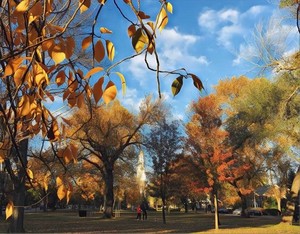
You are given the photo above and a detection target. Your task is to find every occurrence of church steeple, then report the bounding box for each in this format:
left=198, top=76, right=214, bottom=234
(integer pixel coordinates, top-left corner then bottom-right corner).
left=136, top=151, right=146, bottom=196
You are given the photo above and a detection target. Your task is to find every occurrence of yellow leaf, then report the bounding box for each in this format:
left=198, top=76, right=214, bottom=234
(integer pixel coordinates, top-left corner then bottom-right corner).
left=115, top=72, right=126, bottom=95
left=15, top=0, right=30, bottom=13
left=166, top=2, right=173, bottom=13
left=13, top=66, right=26, bottom=87
left=4, top=57, right=24, bottom=77
left=94, top=40, right=105, bottom=63
left=0, top=154, right=4, bottom=163
left=106, top=40, right=115, bottom=61
left=34, top=63, right=49, bottom=87
left=5, top=202, right=13, bottom=220
left=171, top=75, right=183, bottom=96
left=18, top=95, right=31, bottom=117
left=26, top=168, right=34, bottom=180
left=56, top=176, right=63, bottom=187
left=66, top=190, right=72, bottom=204
left=84, top=67, right=104, bottom=79
left=50, top=45, right=66, bottom=65
left=79, top=0, right=91, bottom=13
left=57, top=185, right=67, bottom=200
left=103, top=81, right=117, bottom=104
left=156, top=8, right=168, bottom=32
left=82, top=36, right=92, bottom=50
left=127, top=24, right=136, bottom=38
left=93, top=77, right=104, bottom=103
left=100, top=27, right=112, bottom=34
left=132, top=28, right=148, bottom=53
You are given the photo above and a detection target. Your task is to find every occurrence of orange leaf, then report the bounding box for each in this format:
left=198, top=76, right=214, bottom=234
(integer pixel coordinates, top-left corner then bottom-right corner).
left=82, top=36, right=92, bottom=50
left=57, top=185, right=67, bottom=200
left=100, top=27, right=112, bottom=34
left=93, top=77, right=104, bottom=103
left=103, top=81, right=117, bottom=104
left=106, top=40, right=115, bottom=61
left=26, top=168, right=34, bottom=180
left=5, top=202, right=13, bottom=220
left=56, top=70, right=66, bottom=86
left=127, top=24, right=136, bottom=38
left=56, top=176, right=63, bottom=187
left=138, top=11, right=150, bottom=19
left=94, top=40, right=105, bottom=63
left=84, top=67, right=104, bottom=79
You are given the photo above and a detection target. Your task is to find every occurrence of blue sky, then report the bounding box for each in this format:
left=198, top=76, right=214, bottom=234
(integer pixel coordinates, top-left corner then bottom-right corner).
left=47, top=0, right=298, bottom=123
left=98, top=0, right=298, bottom=121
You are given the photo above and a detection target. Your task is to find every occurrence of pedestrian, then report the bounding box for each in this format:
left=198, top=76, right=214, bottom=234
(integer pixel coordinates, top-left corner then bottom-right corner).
left=140, top=201, right=148, bottom=220
left=136, top=205, right=142, bottom=220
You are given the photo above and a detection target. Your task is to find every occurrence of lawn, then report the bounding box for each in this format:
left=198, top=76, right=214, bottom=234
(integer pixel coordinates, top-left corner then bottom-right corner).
left=0, top=210, right=299, bottom=233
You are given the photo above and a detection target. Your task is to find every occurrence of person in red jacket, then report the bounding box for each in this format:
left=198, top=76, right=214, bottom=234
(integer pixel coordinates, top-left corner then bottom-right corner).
left=136, top=205, right=142, bottom=220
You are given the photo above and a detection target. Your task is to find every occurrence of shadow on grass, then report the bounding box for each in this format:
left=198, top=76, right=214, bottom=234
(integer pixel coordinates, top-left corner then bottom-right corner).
left=0, top=210, right=297, bottom=233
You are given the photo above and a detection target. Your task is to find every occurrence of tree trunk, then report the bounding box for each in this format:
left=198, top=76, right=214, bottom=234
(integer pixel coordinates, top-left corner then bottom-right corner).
left=8, top=139, right=28, bottom=233
left=162, top=198, right=166, bottom=224
left=237, top=190, right=248, bottom=217
left=103, top=164, right=114, bottom=219
left=214, top=194, right=219, bottom=230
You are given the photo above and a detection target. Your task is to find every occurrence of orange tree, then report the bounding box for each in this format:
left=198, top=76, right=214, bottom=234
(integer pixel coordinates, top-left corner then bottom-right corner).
left=0, top=0, right=203, bottom=231
left=66, top=98, right=164, bottom=218
left=185, top=95, right=251, bottom=227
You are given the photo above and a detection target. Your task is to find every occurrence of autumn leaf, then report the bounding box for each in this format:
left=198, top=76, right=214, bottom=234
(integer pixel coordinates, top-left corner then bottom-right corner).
left=56, top=176, right=64, bottom=187
left=94, top=40, right=105, bottom=63
left=115, top=72, right=126, bottom=95
left=100, top=27, right=112, bottom=34
left=93, top=77, right=104, bottom=103
left=57, top=185, right=67, bottom=200
left=15, top=0, right=30, bottom=13
left=82, top=36, right=92, bottom=50
left=80, top=0, right=91, bottom=13
left=171, top=75, right=183, bottom=96
left=190, top=73, right=204, bottom=92
left=18, top=95, right=31, bottom=116
left=166, top=2, right=173, bottom=13
left=49, top=44, right=66, bottom=65
left=66, top=190, right=72, bottom=204
left=4, top=57, right=24, bottom=77
left=13, top=66, right=27, bottom=87
left=132, top=28, right=148, bottom=53
left=84, top=67, right=104, bottom=79
left=156, top=8, right=168, bottom=32
left=138, top=11, right=150, bottom=19
left=106, top=40, right=115, bottom=61
left=5, top=202, right=13, bottom=220
left=56, top=70, right=66, bottom=86
left=26, top=168, right=34, bottom=180
left=127, top=24, right=136, bottom=38
left=103, top=81, right=117, bottom=104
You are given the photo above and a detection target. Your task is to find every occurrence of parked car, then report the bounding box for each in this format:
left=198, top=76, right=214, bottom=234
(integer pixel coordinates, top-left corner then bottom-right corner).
left=218, top=208, right=230, bottom=214
left=246, top=207, right=267, bottom=216
left=233, top=208, right=242, bottom=216
left=264, top=208, right=281, bottom=216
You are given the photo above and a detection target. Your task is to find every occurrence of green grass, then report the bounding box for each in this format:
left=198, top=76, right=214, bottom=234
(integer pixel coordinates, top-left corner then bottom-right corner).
left=0, top=210, right=299, bottom=233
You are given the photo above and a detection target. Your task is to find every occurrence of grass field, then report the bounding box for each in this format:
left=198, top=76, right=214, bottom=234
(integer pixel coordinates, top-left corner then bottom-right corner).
left=0, top=210, right=299, bottom=233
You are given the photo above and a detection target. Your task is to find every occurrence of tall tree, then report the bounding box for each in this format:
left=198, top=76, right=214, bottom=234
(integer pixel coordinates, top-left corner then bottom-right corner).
left=145, top=116, right=183, bottom=224
left=67, top=97, right=163, bottom=218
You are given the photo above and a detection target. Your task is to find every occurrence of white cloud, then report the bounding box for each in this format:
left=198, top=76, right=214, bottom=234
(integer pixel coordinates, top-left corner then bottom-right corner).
left=198, top=6, right=268, bottom=49
left=218, top=24, right=244, bottom=49
left=219, top=9, right=240, bottom=24
left=198, top=9, right=218, bottom=30
left=119, top=87, right=143, bottom=113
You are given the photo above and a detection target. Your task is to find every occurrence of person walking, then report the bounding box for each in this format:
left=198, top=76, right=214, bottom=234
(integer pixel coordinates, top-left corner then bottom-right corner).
left=136, top=205, right=142, bottom=220
left=140, top=201, right=148, bottom=220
